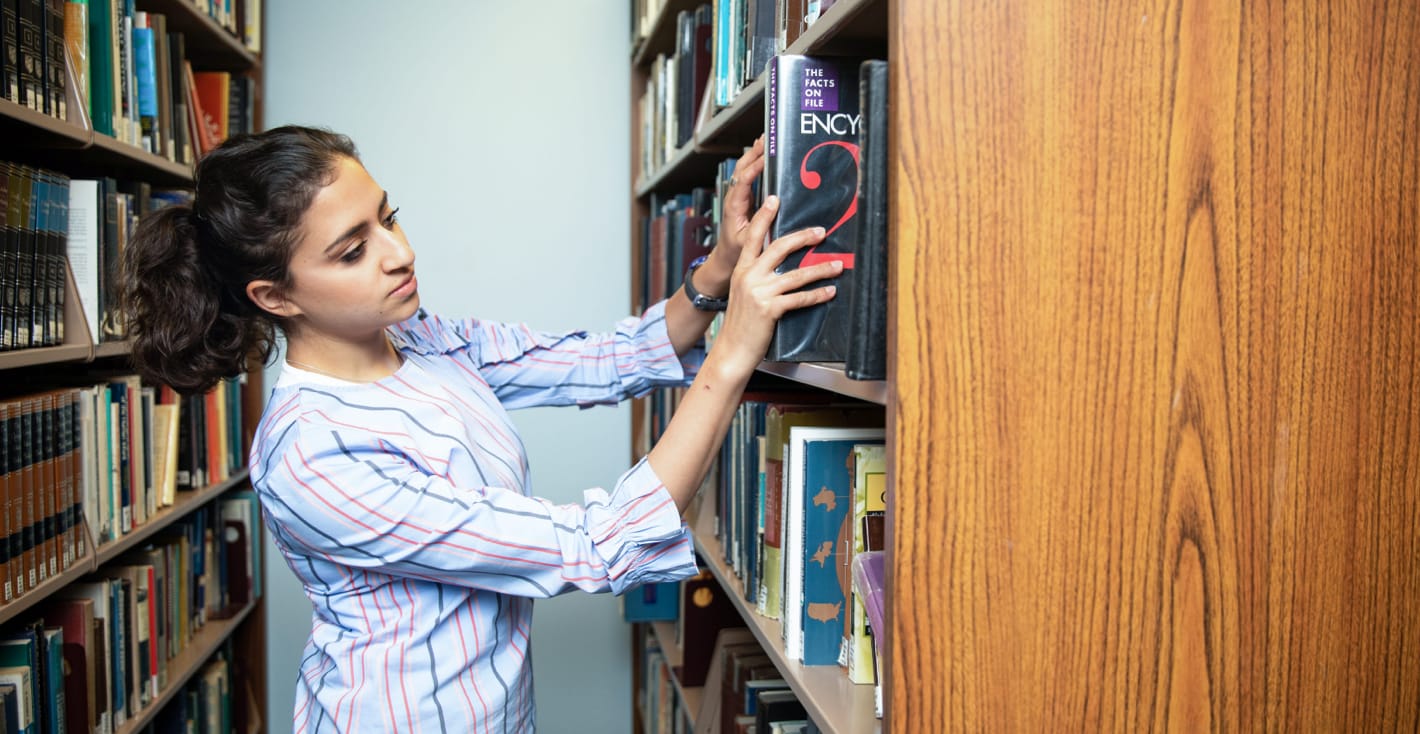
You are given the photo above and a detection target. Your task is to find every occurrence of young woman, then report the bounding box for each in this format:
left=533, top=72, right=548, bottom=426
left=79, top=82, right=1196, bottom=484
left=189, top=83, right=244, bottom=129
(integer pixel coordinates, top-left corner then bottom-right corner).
left=122, top=126, right=840, bottom=732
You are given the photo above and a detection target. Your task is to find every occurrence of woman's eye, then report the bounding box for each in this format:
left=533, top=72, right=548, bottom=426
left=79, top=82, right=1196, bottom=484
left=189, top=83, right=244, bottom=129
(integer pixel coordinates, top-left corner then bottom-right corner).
left=383, top=207, right=401, bottom=228
left=341, top=243, right=366, bottom=263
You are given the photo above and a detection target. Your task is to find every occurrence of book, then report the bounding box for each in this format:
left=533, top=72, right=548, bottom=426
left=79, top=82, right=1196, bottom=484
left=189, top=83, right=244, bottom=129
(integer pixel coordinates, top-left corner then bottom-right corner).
left=758, top=403, right=877, bottom=621
left=47, top=597, right=97, bottom=734
left=782, top=425, right=883, bottom=663
left=677, top=566, right=745, bottom=687
left=845, top=59, right=888, bottom=380
left=843, top=443, right=885, bottom=683
left=0, top=669, right=31, bottom=734
left=2, top=0, right=17, bottom=103
left=763, top=54, right=866, bottom=362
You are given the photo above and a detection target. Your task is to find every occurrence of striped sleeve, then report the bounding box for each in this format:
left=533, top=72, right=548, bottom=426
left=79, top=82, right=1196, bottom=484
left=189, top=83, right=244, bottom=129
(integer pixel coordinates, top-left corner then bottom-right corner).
left=391, top=300, right=705, bottom=409
left=255, top=420, right=697, bottom=597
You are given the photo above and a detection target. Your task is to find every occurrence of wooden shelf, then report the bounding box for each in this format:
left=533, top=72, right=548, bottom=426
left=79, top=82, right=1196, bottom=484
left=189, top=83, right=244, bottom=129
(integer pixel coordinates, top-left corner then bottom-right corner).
left=755, top=362, right=887, bottom=405
left=0, top=549, right=97, bottom=627
left=0, top=99, right=90, bottom=147
left=93, top=340, right=134, bottom=360
left=95, top=469, right=251, bottom=565
left=635, top=140, right=738, bottom=198
left=687, top=508, right=879, bottom=734
left=631, top=0, right=705, bottom=66
left=87, top=132, right=195, bottom=185
left=0, top=343, right=95, bottom=371
left=136, top=0, right=260, bottom=70
left=0, top=469, right=250, bottom=626
left=114, top=601, right=257, bottom=734
left=0, top=99, right=195, bottom=185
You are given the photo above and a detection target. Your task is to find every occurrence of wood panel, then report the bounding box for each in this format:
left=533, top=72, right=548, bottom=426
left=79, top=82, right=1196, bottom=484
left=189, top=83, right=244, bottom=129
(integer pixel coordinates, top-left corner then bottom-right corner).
left=889, top=0, right=1419, bottom=730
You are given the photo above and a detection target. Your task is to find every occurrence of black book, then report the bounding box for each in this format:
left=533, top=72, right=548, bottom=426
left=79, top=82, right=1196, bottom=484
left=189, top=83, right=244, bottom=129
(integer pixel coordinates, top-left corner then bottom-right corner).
left=753, top=688, right=808, bottom=731
left=16, top=0, right=41, bottom=111
left=846, top=59, right=888, bottom=380
left=674, top=9, right=695, bottom=148
left=746, top=0, right=777, bottom=84
left=763, top=54, right=866, bottom=362
left=1, top=0, right=17, bottom=103
left=12, top=163, right=33, bottom=350
left=0, top=161, right=10, bottom=351
left=41, top=0, right=62, bottom=118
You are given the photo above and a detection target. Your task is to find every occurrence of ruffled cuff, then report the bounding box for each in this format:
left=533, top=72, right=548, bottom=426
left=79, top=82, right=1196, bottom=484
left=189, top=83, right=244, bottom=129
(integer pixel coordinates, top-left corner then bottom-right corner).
left=586, top=456, right=698, bottom=594
left=577, top=299, right=705, bottom=408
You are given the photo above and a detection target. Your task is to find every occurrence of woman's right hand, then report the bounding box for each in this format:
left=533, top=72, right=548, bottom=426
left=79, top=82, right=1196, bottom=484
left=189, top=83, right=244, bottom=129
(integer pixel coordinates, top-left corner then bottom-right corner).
left=711, top=194, right=844, bottom=375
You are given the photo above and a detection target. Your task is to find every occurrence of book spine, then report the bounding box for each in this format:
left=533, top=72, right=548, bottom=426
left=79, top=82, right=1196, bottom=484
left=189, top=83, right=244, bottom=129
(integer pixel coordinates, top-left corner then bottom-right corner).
left=1, top=0, right=18, bottom=102
left=43, top=0, right=62, bottom=118
left=17, top=0, right=42, bottom=110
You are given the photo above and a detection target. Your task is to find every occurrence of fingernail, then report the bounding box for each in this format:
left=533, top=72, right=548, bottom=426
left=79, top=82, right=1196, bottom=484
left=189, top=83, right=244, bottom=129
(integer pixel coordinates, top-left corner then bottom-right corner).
left=826, top=285, right=838, bottom=296
left=815, top=227, right=826, bottom=236
left=767, top=195, right=780, bottom=207
left=833, top=260, right=845, bottom=270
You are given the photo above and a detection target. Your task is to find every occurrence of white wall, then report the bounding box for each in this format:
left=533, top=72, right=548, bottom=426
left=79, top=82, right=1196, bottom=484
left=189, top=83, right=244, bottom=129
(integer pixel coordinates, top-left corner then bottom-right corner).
left=261, top=2, right=635, bottom=732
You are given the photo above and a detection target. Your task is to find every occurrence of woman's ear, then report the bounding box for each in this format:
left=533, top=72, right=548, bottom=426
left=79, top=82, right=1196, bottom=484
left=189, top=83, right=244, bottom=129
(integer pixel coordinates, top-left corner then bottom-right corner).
left=247, top=279, right=301, bottom=318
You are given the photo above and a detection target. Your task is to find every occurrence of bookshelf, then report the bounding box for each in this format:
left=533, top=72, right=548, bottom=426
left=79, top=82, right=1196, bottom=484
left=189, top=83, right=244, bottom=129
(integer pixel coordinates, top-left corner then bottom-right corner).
left=631, top=0, right=1420, bottom=732
left=629, top=2, right=889, bottom=732
left=1, top=0, right=267, bottom=731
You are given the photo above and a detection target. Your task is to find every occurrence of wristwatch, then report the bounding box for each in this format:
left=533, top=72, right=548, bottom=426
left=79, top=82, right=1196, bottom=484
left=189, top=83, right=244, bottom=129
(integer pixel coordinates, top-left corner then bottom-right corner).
left=683, top=255, right=729, bottom=312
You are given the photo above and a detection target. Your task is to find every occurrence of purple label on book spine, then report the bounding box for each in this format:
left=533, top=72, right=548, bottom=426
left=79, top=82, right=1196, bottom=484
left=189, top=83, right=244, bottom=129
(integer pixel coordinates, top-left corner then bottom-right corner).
left=801, top=62, right=839, bottom=112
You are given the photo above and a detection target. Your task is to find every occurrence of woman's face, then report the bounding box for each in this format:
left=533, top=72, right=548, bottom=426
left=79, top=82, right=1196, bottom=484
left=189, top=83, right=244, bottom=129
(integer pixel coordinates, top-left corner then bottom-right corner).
left=269, top=156, right=421, bottom=342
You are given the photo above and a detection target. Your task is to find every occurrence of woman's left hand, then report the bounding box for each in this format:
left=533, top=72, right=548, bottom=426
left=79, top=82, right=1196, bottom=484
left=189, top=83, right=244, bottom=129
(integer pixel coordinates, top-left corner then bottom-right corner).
left=690, top=136, right=766, bottom=296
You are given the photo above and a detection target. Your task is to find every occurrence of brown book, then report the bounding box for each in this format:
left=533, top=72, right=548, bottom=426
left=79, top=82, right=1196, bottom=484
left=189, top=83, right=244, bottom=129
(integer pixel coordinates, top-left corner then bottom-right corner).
left=0, top=399, right=11, bottom=604
left=677, top=568, right=745, bottom=687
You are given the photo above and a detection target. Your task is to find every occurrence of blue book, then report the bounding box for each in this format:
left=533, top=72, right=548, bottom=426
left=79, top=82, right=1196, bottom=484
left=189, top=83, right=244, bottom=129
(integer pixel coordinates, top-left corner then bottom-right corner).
left=621, top=581, right=679, bottom=622
left=793, top=428, right=883, bottom=665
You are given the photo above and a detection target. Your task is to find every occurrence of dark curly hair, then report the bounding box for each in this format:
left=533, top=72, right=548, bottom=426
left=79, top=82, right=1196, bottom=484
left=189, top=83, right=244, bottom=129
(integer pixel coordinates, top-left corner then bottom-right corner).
left=121, top=125, right=359, bottom=395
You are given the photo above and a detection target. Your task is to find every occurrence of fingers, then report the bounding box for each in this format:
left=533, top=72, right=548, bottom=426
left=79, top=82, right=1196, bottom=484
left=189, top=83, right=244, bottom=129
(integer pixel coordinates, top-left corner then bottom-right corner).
left=738, top=195, right=780, bottom=265
left=774, top=282, right=838, bottom=314
left=774, top=259, right=843, bottom=293
left=759, top=225, right=826, bottom=269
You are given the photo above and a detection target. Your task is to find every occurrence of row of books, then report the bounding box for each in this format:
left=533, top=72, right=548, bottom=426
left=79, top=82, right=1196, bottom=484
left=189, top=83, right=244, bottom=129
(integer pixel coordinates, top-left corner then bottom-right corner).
left=145, top=649, right=236, bottom=734
left=0, top=162, right=69, bottom=353
left=0, top=376, right=244, bottom=607
left=2, top=159, right=192, bottom=353
left=712, top=0, right=841, bottom=113
left=637, top=0, right=846, bottom=182
left=627, top=397, right=890, bottom=717
left=0, top=0, right=257, bottom=167
left=638, top=4, right=710, bottom=179
left=192, top=0, right=261, bottom=54
left=719, top=399, right=884, bottom=679
left=637, top=620, right=824, bottom=734
left=0, top=494, right=259, bottom=734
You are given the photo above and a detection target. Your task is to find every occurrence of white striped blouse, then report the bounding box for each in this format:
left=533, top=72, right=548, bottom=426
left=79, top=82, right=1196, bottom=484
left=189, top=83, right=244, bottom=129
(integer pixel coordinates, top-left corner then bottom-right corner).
left=250, top=300, right=701, bottom=733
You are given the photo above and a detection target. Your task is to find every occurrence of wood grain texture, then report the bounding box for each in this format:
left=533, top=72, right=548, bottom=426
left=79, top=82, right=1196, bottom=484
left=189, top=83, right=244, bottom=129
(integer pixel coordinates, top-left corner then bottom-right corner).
left=888, top=1, right=1420, bottom=731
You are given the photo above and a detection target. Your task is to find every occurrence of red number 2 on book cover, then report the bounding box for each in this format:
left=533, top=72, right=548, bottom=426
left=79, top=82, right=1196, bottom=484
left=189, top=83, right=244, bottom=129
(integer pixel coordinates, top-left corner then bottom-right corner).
left=799, top=140, right=860, bottom=268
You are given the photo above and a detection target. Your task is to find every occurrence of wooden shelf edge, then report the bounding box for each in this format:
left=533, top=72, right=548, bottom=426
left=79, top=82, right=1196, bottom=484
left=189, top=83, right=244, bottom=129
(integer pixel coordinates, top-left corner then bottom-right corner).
left=92, top=340, right=134, bottom=359
left=0, top=550, right=96, bottom=626
left=0, top=99, right=90, bottom=144
left=113, top=601, right=257, bottom=734
left=687, top=512, right=879, bottom=734
left=696, top=75, right=767, bottom=147
left=0, top=343, right=94, bottom=370
left=88, top=132, right=195, bottom=182
left=756, top=362, right=888, bottom=405
left=96, top=468, right=251, bottom=565
left=785, top=0, right=881, bottom=56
